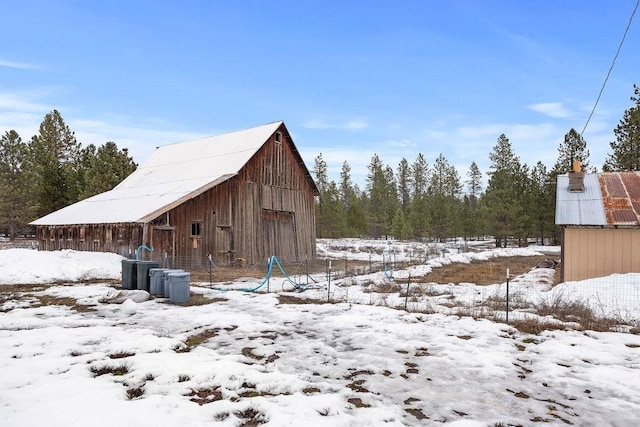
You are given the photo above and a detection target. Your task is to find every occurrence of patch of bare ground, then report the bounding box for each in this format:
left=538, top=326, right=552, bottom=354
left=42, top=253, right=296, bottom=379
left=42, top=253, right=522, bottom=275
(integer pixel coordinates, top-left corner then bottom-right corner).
left=412, top=255, right=559, bottom=286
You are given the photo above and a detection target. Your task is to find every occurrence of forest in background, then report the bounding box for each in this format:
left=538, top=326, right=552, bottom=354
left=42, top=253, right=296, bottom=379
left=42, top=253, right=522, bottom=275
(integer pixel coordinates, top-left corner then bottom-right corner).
left=0, top=85, right=638, bottom=247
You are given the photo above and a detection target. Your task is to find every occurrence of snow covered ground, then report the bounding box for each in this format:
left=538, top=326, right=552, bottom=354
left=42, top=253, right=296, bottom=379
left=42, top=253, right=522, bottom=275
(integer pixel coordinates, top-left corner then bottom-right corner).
left=1, top=241, right=639, bottom=426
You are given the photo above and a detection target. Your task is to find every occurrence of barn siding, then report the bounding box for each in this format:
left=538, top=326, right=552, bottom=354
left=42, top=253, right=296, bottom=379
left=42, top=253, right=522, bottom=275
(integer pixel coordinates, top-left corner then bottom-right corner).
left=562, top=227, right=640, bottom=281
left=35, top=223, right=143, bottom=257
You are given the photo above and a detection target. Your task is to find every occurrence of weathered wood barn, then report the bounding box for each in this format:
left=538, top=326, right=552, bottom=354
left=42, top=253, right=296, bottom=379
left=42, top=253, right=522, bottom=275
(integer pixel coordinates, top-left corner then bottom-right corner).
left=556, top=163, right=640, bottom=281
left=31, top=121, right=319, bottom=266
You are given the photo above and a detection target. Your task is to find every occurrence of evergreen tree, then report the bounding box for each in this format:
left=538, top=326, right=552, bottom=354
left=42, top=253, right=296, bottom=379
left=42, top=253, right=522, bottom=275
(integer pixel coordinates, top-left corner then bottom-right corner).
left=484, top=134, right=526, bottom=247
left=339, top=161, right=353, bottom=211
left=78, top=141, right=137, bottom=199
left=464, top=161, right=483, bottom=239
left=346, top=184, right=367, bottom=236
left=312, top=153, right=329, bottom=194
left=0, top=130, right=35, bottom=239
left=427, top=154, right=461, bottom=241
left=29, top=110, right=82, bottom=216
left=604, top=84, right=640, bottom=171
left=466, top=161, right=482, bottom=207
left=529, top=161, right=555, bottom=245
left=411, top=153, right=429, bottom=198
left=553, top=128, right=593, bottom=174
left=408, top=153, right=430, bottom=239
left=318, top=181, right=347, bottom=238
left=396, top=158, right=411, bottom=214
left=312, top=153, right=330, bottom=236
left=366, top=154, right=392, bottom=238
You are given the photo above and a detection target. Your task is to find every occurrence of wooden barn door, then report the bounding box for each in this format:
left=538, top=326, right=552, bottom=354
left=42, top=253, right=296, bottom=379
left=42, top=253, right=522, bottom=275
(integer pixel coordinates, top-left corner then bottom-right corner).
left=261, top=210, right=298, bottom=262
left=152, top=226, right=174, bottom=267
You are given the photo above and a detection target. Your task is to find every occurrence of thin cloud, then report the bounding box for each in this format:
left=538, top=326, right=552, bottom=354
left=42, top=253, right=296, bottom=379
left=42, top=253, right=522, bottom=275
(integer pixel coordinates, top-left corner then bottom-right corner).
left=0, top=59, right=40, bottom=70
left=303, top=118, right=370, bottom=131
left=528, top=102, right=572, bottom=118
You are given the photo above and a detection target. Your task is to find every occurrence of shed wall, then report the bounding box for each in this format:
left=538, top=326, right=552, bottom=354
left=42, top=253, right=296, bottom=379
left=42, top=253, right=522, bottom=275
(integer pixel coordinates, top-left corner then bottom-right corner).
left=562, top=227, right=640, bottom=281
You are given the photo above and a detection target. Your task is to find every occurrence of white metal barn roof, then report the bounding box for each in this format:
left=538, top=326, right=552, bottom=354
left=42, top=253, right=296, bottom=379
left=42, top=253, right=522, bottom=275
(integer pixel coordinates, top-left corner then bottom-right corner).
left=31, top=121, right=283, bottom=226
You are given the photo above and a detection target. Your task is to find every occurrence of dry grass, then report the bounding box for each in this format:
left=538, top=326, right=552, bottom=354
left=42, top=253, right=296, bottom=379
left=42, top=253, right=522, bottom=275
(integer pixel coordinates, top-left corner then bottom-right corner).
left=412, top=255, right=558, bottom=286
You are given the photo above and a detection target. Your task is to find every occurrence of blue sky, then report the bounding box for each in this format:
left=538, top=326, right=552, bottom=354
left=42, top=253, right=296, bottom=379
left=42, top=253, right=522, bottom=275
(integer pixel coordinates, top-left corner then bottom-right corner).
left=2, top=1, right=639, bottom=188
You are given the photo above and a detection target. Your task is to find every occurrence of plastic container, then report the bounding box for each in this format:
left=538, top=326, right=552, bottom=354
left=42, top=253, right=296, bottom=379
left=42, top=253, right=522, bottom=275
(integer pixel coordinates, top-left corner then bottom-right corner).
left=168, top=272, right=191, bottom=303
left=121, top=259, right=138, bottom=290
left=136, top=260, right=160, bottom=292
left=149, top=268, right=168, bottom=295
left=162, top=269, right=184, bottom=297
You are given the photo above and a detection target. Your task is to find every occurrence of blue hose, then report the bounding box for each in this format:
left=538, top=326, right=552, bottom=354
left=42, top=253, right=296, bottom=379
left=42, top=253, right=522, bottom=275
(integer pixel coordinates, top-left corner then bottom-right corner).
left=136, top=245, right=154, bottom=260
left=213, top=255, right=307, bottom=293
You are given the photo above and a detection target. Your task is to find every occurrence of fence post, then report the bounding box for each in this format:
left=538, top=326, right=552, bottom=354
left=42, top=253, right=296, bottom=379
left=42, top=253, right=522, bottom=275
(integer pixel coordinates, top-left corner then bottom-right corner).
left=208, top=254, right=213, bottom=286
left=506, top=268, right=510, bottom=323
left=327, top=260, right=332, bottom=303
left=405, top=274, right=411, bottom=311
left=344, top=255, right=347, bottom=276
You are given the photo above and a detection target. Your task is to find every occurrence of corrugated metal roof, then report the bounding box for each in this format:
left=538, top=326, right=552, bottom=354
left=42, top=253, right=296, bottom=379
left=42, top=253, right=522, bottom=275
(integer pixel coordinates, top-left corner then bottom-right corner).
left=556, top=171, right=640, bottom=226
left=556, top=174, right=607, bottom=225
left=599, top=172, right=640, bottom=226
left=31, top=121, right=284, bottom=225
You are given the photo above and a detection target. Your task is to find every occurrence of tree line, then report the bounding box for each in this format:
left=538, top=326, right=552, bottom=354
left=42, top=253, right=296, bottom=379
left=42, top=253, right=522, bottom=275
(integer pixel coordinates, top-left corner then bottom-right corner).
left=0, top=110, right=137, bottom=240
left=313, top=84, right=640, bottom=246
left=1, top=85, right=638, bottom=244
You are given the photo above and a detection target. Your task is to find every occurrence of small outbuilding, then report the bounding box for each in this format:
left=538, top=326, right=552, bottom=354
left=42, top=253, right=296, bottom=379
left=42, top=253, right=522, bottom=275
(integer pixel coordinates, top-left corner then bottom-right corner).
left=31, top=121, right=319, bottom=266
left=555, top=162, right=640, bottom=281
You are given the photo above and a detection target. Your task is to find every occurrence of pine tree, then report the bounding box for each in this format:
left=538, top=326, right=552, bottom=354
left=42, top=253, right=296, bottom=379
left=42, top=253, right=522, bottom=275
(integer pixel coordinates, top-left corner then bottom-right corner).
left=0, top=130, right=35, bottom=239
left=312, top=153, right=329, bottom=194
left=366, top=154, right=393, bottom=238
left=78, top=141, right=137, bottom=199
left=529, top=161, right=555, bottom=245
left=396, top=158, right=411, bottom=214
left=29, top=110, right=82, bottom=216
left=484, top=134, right=526, bottom=247
left=339, top=161, right=353, bottom=211
left=604, top=84, right=640, bottom=171
left=466, top=161, right=482, bottom=207
left=346, top=185, right=367, bottom=236
left=411, top=153, right=429, bottom=198
left=408, top=153, right=430, bottom=239
left=553, top=128, right=593, bottom=174
left=427, top=154, right=461, bottom=241
left=318, top=181, right=347, bottom=238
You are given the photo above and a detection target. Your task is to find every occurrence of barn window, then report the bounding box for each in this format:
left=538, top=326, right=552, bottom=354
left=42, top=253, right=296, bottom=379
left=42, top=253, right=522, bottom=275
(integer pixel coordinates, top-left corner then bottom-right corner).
left=190, top=221, right=202, bottom=237
left=274, top=132, right=282, bottom=143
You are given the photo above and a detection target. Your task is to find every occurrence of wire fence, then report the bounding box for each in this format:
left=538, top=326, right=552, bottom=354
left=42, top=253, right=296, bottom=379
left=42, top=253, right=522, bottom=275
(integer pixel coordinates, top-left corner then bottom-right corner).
left=149, top=251, right=640, bottom=327
left=2, top=239, right=638, bottom=327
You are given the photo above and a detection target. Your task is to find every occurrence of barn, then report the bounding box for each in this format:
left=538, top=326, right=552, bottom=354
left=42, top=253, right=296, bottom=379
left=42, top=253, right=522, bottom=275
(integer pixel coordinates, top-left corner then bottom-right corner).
left=31, top=121, right=319, bottom=267
left=555, top=163, right=640, bottom=282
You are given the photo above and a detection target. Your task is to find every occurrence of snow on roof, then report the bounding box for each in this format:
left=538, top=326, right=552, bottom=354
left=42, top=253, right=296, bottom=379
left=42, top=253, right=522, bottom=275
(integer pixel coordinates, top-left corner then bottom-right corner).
left=31, top=121, right=283, bottom=226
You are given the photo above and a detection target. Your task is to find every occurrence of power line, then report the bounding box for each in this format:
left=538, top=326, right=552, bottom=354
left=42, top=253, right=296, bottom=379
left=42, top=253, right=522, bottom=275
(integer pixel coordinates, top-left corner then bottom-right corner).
left=581, top=0, right=640, bottom=137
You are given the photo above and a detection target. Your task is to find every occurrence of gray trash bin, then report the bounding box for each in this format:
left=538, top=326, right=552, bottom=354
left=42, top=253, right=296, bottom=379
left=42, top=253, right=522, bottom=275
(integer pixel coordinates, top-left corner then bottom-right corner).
left=168, top=272, right=191, bottom=303
left=149, top=268, right=168, bottom=295
left=162, top=269, right=184, bottom=297
left=136, top=260, right=160, bottom=292
left=121, top=259, right=138, bottom=290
